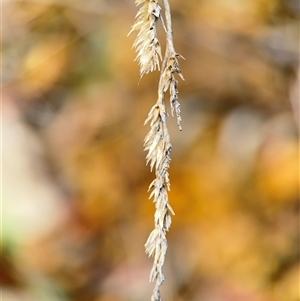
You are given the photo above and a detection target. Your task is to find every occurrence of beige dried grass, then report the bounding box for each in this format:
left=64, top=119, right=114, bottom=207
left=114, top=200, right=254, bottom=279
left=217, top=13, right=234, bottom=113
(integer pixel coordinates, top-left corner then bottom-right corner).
left=129, top=1, right=184, bottom=300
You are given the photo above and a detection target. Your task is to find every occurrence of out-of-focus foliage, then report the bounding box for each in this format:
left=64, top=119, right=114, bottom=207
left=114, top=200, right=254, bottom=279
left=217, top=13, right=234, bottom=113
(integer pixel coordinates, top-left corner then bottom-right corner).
left=2, top=0, right=299, bottom=301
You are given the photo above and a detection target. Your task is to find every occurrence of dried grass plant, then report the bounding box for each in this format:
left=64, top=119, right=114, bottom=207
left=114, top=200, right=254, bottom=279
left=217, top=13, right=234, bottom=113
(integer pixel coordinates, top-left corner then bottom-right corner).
left=129, top=1, right=184, bottom=300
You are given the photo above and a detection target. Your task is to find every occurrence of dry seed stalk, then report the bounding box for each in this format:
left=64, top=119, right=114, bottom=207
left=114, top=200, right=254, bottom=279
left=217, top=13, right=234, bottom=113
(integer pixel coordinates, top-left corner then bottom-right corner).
left=129, top=1, right=184, bottom=300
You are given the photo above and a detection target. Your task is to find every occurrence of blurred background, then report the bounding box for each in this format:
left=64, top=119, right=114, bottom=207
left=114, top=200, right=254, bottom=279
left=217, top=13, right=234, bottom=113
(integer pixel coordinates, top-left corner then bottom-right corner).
left=2, top=0, right=299, bottom=300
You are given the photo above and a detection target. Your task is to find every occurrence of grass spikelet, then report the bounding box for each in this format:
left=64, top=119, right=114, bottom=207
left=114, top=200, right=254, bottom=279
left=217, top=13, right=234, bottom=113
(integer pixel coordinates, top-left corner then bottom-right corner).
left=129, top=0, right=162, bottom=76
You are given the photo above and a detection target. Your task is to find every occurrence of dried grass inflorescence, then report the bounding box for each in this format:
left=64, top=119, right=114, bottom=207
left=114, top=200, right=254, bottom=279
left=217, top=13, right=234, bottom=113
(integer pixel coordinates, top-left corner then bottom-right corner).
left=129, top=1, right=184, bottom=300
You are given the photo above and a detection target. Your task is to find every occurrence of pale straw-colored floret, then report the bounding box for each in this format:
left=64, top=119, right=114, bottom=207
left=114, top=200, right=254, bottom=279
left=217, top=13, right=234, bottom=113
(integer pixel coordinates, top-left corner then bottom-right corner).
left=129, top=0, right=162, bottom=76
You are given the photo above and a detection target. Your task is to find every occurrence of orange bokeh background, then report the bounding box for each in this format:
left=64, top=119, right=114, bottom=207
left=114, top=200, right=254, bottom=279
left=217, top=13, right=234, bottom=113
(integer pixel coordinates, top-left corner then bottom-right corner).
left=2, top=1, right=299, bottom=301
